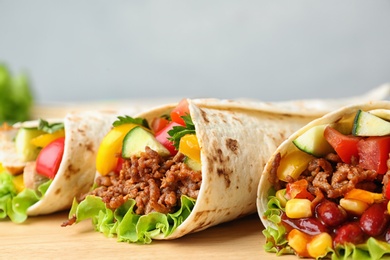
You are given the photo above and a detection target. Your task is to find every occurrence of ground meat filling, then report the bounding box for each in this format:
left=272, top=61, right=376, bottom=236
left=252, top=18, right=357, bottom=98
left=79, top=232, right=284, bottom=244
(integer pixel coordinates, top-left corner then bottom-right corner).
left=298, top=153, right=380, bottom=198
left=270, top=152, right=384, bottom=199
left=91, top=146, right=202, bottom=215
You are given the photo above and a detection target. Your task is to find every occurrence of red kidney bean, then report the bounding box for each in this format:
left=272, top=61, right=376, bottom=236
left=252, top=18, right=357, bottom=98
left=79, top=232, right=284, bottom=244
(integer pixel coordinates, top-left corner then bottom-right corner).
left=281, top=213, right=328, bottom=236
left=315, top=200, right=347, bottom=227
left=334, top=222, right=365, bottom=246
left=359, top=201, right=390, bottom=237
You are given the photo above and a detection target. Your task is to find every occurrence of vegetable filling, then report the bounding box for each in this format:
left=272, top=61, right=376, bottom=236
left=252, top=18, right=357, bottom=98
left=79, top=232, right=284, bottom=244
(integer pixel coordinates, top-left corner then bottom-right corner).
left=264, top=109, right=390, bottom=259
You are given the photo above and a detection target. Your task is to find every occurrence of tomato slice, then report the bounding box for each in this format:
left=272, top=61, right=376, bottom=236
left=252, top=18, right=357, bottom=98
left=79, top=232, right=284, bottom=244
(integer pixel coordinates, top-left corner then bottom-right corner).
left=385, top=182, right=390, bottom=200
left=114, top=156, right=125, bottom=174
left=324, top=126, right=361, bottom=164
left=36, top=137, right=65, bottom=179
left=170, top=99, right=189, bottom=126
left=285, top=179, right=315, bottom=201
left=151, top=117, right=170, bottom=133
left=155, top=122, right=181, bottom=156
left=358, top=136, right=390, bottom=174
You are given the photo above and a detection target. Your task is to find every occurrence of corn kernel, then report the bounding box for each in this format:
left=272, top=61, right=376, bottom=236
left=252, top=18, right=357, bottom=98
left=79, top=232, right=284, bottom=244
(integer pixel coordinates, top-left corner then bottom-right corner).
left=275, top=189, right=287, bottom=208
left=285, top=198, right=312, bottom=219
left=340, top=198, right=369, bottom=216
left=287, top=229, right=310, bottom=256
left=307, top=232, right=332, bottom=258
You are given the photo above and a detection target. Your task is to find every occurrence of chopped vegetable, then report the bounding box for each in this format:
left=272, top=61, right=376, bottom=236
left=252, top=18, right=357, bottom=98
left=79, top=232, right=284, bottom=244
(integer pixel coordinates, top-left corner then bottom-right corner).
left=170, top=99, right=190, bottom=126
left=121, top=126, right=170, bottom=158
left=324, top=126, right=360, bottom=164
left=30, top=129, right=65, bottom=148
left=357, top=136, right=390, bottom=174
left=179, top=134, right=201, bottom=163
left=353, top=110, right=390, bottom=136
left=276, top=150, right=315, bottom=182
left=96, top=123, right=139, bottom=175
left=292, top=124, right=334, bottom=157
left=151, top=117, right=169, bottom=133
left=35, top=137, right=65, bottom=179
left=156, top=122, right=182, bottom=156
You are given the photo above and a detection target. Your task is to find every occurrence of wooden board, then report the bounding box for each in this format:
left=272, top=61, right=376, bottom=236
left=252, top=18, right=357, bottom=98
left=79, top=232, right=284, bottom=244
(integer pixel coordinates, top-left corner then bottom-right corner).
left=1, top=211, right=297, bottom=259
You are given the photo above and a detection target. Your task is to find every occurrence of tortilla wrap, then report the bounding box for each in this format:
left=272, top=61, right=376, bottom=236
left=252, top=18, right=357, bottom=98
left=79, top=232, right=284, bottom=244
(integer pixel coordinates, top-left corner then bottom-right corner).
left=65, top=93, right=390, bottom=243
left=257, top=100, right=390, bottom=259
left=0, top=111, right=118, bottom=222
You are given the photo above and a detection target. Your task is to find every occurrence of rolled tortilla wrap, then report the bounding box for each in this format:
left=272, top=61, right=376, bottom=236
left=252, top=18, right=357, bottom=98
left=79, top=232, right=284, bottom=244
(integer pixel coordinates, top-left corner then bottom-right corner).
left=64, top=98, right=356, bottom=243
left=0, top=111, right=118, bottom=222
left=257, top=100, right=390, bottom=259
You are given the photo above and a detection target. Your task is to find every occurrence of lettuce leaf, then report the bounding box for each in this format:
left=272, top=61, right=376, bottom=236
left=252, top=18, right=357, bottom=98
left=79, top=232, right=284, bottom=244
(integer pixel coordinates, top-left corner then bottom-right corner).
left=0, top=171, right=52, bottom=223
left=70, top=194, right=196, bottom=244
left=263, top=194, right=390, bottom=259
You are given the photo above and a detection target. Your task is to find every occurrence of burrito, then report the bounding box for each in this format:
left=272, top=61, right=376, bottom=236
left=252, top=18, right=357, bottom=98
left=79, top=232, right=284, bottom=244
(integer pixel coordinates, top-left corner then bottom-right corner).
left=0, top=111, right=117, bottom=223
left=257, top=101, right=390, bottom=259
left=63, top=96, right=376, bottom=243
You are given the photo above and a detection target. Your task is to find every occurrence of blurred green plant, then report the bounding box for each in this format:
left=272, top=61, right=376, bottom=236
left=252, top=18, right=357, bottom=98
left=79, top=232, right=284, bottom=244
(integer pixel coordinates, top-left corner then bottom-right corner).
left=0, top=64, right=34, bottom=124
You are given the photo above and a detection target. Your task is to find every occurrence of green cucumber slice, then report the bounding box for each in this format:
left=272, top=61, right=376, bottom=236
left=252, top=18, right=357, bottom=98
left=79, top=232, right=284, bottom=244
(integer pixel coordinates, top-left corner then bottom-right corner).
left=292, top=124, right=334, bottom=157
left=15, top=127, right=45, bottom=162
left=352, top=110, right=390, bottom=136
left=121, top=126, right=170, bottom=158
left=184, top=157, right=201, bottom=171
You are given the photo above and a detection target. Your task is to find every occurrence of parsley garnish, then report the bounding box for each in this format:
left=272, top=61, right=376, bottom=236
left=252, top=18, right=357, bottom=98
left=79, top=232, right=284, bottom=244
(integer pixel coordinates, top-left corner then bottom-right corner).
left=168, top=115, right=196, bottom=149
left=38, top=119, right=64, bottom=133
left=112, top=115, right=149, bottom=129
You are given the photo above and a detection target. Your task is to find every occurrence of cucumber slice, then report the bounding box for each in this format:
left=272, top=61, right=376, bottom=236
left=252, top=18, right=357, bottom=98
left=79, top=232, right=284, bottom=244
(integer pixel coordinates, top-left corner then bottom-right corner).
left=292, top=124, right=334, bottom=157
left=184, top=157, right=201, bottom=171
left=121, top=126, right=170, bottom=158
left=15, top=127, right=45, bottom=162
left=352, top=110, right=390, bottom=136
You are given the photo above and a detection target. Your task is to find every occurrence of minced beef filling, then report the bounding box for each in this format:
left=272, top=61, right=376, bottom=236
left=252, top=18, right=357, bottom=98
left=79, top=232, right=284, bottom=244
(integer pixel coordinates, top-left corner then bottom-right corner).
left=91, top=146, right=202, bottom=215
left=273, top=152, right=384, bottom=199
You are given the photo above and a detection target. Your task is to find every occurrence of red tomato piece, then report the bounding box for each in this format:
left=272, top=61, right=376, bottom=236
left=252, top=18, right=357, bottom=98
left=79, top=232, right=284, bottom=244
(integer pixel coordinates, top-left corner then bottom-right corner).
left=170, top=99, right=189, bottom=126
left=286, top=179, right=315, bottom=201
left=155, top=122, right=181, bottom=156
left=385, top=182, right=390, bottom=200
left=114, top=156, right=124, bottom=174
left=151, top=117, right=170, bottom=133
left=36, top=137, right=65, bottom=179
left=358, top=136, right=390, bottom=174
left=324, top=126, right=361, bottom=164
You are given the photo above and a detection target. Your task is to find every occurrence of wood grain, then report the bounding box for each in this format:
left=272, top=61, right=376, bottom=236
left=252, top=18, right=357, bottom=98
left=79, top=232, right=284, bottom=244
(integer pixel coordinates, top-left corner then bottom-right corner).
left=1, top=211, right=298, bottom=260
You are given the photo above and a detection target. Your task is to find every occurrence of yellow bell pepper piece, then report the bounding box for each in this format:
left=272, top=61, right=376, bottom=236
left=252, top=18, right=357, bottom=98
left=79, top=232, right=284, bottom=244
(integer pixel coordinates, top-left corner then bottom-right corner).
left=12, top=174, right=25, bottom=193
left=344, top=188, right=383, bottom=204
left=0, top=162, right=4, bottom=173
left=30, top=129, right=65, bottom=148
left=179, top=134, right=201, bottom=163
left=287, top=229, right=310, bottom=257
left=96, top=123, right=138, bottom=175
left=277, top=150, right=315, bottom=182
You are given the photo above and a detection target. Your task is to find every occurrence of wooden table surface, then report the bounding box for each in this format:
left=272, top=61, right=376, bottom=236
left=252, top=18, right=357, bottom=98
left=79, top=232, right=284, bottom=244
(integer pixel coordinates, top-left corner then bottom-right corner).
left=1, top=102, right=300, bottom=260
left=1, top=210, right=299, bottom=260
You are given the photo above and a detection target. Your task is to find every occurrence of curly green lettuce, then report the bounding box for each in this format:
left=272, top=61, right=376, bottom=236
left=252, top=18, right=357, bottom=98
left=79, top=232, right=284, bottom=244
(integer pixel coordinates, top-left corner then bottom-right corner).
left=68, top=194, right=196, bottom=244
left=263, top=192, right=390, bottom=260
left=0, top=171, right=52, bottom=223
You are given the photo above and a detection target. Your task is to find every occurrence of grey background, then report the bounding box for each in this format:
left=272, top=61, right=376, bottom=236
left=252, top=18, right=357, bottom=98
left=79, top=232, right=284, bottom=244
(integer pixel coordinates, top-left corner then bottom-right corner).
left=1, top=0, right=389, bottom=103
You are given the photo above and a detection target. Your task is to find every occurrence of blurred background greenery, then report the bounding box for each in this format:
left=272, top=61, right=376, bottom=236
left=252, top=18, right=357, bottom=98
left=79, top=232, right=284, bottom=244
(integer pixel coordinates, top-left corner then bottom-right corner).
left=0, top=64, right=34, bottom=124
